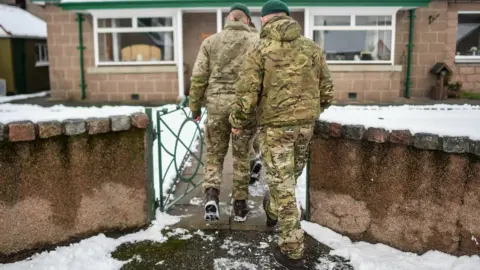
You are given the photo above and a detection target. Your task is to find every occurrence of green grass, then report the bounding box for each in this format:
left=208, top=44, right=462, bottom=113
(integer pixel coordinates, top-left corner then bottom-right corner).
left=460, top=91, right=480, bottom=100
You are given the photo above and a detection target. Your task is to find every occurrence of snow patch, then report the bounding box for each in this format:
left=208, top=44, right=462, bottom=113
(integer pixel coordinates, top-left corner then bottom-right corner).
left=302, top=221, right=480, bottom=270
left=0, top=211, right=180, bottom=270
left=0, top=4, right=46, bottom=38
left=320, top=105, right=480, bottom=140
left=0, top=91, right=49, bottom=104
left=190, top=197, right=204, bottom=206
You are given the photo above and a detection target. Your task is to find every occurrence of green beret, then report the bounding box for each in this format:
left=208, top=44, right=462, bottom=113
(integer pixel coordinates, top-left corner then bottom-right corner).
left=230, top=3, right=252, bottom=19
left=261, top=0, right=290, bottom=17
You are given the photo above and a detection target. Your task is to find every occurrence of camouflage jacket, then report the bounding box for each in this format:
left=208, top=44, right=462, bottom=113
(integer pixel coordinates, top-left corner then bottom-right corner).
left=189, top=20, right=258, bottom=115
left=229, top=16, right=334, bottom=129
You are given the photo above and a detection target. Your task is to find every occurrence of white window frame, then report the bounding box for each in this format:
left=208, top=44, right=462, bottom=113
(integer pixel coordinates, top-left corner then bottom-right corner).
left=35, top=43, right=49, bottom=67
left=455, top=11, right=480, bottom=63
left=309, top=7, right=400, bottom=65
left=90, top=9, right=177, bottom=66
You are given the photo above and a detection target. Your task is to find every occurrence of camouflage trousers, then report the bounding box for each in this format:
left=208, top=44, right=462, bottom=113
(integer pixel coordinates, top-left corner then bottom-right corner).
left=203, top=114, right=259, bottom=200
left=261, top=124, right=313, bottom=260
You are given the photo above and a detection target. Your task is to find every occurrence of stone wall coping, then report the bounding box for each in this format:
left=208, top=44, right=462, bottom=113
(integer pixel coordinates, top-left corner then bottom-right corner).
left=0, top=112, right=149, bottom=143
left=315, top=120, right=480, bottom=157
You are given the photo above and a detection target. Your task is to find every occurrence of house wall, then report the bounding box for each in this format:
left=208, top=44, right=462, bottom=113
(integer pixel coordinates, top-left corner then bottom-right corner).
left=392, top=1, right=480, bottom=98
left=0, top=39, right=15, bottom=94
left=25, top=39, right=50, bottom=93
left=44, top=5, right=178, bottom=102
left=183, top=12, right=217, bottom=93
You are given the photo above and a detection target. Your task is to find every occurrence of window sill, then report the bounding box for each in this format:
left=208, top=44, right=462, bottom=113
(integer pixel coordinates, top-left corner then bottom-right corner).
left=329, top=65, right=402, bottom=72
left=455, top=57, right=480, bottom=64
left=35, top=62, right=49, bottom=67
left=87, top=65, right=177, bottom=75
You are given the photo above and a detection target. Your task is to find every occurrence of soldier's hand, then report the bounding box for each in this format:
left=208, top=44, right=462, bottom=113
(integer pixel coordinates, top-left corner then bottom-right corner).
left=231, top=128, right=241, bottom=135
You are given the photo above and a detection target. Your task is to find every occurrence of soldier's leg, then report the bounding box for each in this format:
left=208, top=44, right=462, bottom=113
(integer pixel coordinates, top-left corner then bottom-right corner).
left=294, top=124, right=314, bottom=181
left=232, top=128, right=256, bottom=200
left=261, top=126, right=304, bottom=260
left=202, top=114, right=231, bottom=194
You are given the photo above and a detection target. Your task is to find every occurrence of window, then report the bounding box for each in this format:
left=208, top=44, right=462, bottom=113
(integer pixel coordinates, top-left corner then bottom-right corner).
left=35, top=43, right=48, bottom=67
left=311, top=11, right=396, bottom=64
left=94, top=16, right=175, bottom=65
left=455, top=12, right=480, bottom=63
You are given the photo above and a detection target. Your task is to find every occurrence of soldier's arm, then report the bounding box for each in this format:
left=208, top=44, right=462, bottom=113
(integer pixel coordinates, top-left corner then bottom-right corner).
left=229, top=44, right=263, bottom=129
left=318, top=49, right=334, bottom=111
left=189, top=40, right=210, bottom=114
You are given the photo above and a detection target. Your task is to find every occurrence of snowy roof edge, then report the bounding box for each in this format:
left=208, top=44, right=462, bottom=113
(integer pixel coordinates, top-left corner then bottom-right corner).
left=0, top=4, right=47, bottom=39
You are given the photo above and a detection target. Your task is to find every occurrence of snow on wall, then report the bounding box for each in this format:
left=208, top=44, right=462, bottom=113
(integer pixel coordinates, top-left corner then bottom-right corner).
left=320, top=105, right=480, bottom=140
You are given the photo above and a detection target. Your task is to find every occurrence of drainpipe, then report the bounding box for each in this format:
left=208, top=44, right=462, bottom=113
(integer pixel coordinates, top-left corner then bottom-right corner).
left=76, top=13, right=86, bottom=100
left=405, top=9, right=416, bottom=99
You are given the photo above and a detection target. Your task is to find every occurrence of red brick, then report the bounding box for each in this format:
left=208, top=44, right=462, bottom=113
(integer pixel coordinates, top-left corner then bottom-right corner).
left=109, top=93, right=126, bottom=101
left=429, top=43, right=445, bottom=53
left=389, top=130, right=413, bottom=145
left=365, top=127, right=390, bottom=143
left=334, top=80, right=353, bottom=92
left=38, top=121, right=63, bottom=139
left=117, top=81, right=136, bottom=93
left=8, top=121, right=36, bottom=142
left=448, top=11, right=458, bottom=20
left=371, top=80, right=391, bottom=91
left=131, top=113, right=149, bottom=129
left=420, top=33, right=437, bottom=43
left=459, top=67, right=475, bottom=75
left=466, top=75, right=480, bottom=82
left=145, top=93, right=164, bottom=101
left=136, top=81, right=155, bottom=92
left=382, top=91, right=401, bottom=101
left=365, top=91, right=382, bottom=101
left=330, top=123, right=342, bottom=137
left=87, top=118, right=110, bottom=134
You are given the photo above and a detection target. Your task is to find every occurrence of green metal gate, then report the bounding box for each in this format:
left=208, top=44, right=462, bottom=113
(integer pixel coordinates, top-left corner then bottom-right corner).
left=146, top=97, right=206, bottom=219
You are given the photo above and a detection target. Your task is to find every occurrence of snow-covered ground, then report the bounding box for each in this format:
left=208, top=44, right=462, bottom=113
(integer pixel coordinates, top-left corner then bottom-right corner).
left=320, top=104, right=480, bottom=140
left=0, top=91, right=50, bottom=104
left=0, top=211, right=180, bottom=270
left=302, top=221, right=480, bottom=270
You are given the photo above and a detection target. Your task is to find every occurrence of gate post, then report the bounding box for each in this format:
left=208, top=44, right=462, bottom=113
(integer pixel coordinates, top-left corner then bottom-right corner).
left=146, top=108, right=156, bottom=221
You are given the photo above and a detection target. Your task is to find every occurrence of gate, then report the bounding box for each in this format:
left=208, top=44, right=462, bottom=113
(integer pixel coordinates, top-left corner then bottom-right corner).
left=146, top=97, right=206, bottom=219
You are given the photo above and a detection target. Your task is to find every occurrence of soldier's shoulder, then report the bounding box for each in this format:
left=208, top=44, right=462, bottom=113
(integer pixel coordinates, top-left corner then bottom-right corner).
left=298, top=36, right=323, bottom=51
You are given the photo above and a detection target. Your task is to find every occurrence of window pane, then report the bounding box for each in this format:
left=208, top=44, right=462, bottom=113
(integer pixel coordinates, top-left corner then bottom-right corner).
left=98, top=18, right=132, bottom=28
left=138, top=17, right=173, bottom=27
left=97, top=32, right=175, bottom=62
left=313, top=30, right=392, bottom=61
left=356, top=16, right=392, bottom=26
left=456, top=14, right=480, bottom=56
left=314, top=16, right=350, bottom=26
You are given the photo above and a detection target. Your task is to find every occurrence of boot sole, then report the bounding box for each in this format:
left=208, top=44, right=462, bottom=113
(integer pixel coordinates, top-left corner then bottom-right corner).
left=249, top=162, right=262, bottom=185
left=233, top=211, right=250, bottom=222
left=204, top=200, right=219, bottom=221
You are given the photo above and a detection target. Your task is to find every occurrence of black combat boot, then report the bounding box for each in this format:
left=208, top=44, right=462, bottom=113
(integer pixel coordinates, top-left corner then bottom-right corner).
left=263, top=191, right=278, bottom=227
left=249, top=158, right=262, bottom=184
left=204, top=188, right=220, bottom=221
left=272, top=245, right=305, bottom=270
left=233, top=200, right=250, bottom=222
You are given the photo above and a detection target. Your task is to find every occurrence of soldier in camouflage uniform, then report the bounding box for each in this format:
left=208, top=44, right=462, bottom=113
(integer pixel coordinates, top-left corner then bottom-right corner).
left=229, top=1, right=334, bottom=269
left=189, top=3, right=260, bottom=222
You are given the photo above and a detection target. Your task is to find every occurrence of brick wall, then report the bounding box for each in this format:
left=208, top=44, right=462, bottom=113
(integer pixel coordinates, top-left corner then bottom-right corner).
left=44, top=5, right=179, bottom=102
left=332, top=71, right=401, bottom=101
left=393, top=1, right=480, bottom=98
left=446, top=2, right=480, bottom=93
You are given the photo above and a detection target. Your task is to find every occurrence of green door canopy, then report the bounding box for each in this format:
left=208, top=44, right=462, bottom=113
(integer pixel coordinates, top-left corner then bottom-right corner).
left=33, top=0, right=431, bottom=10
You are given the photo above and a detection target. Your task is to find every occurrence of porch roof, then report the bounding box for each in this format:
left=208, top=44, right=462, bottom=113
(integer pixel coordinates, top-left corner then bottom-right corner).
left=0, top=4, right=46, bottom=39
left=32, top=0, right=432, bottom=10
